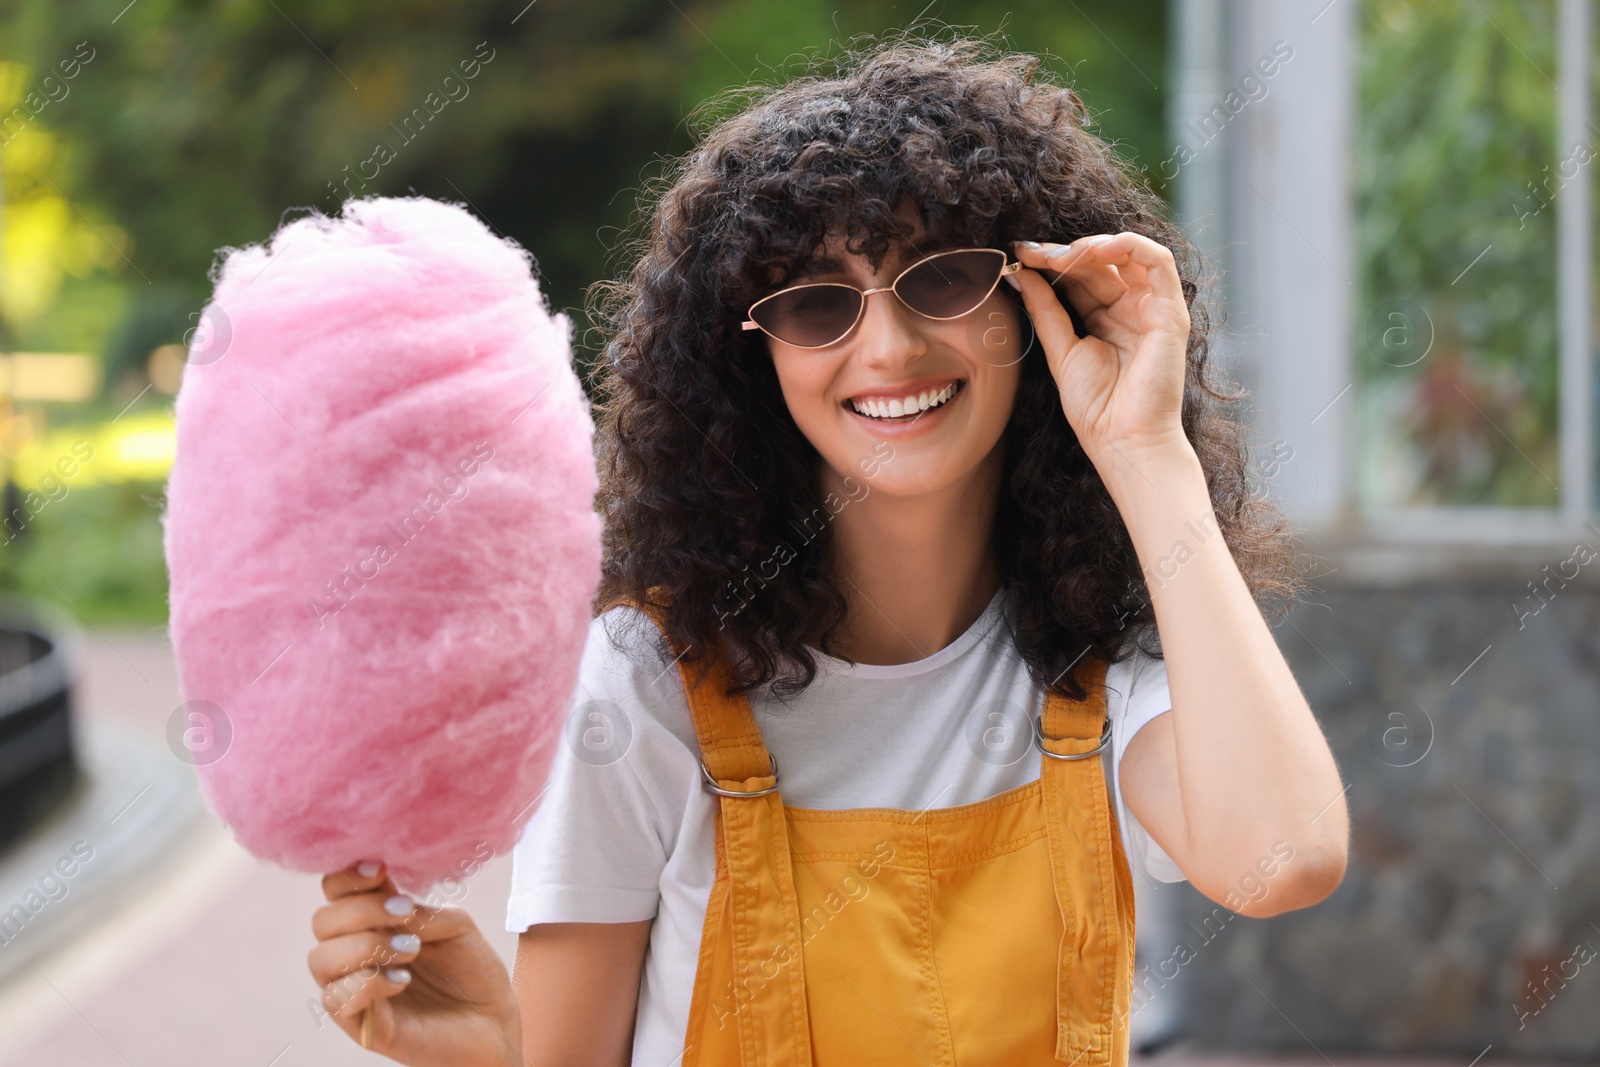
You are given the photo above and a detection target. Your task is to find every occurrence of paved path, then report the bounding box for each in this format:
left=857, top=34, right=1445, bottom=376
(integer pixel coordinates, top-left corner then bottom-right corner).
left=0, top=626, right=523, bottom=1065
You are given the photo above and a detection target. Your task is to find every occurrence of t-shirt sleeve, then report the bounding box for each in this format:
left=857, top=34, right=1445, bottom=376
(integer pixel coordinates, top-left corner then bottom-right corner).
left=1110, top=652, right=1187, bottom=884
left=505, top=611, right=684, bottom=931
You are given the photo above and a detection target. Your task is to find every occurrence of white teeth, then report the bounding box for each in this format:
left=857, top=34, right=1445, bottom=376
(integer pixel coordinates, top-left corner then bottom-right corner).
left=849, top=381, right=960, bottom=419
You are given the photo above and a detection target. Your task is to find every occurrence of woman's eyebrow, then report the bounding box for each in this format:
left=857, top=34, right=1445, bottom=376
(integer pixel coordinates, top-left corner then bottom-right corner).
left=790, top=240, right=937, bottom=283
left=790, top=256, right=846, bottom=282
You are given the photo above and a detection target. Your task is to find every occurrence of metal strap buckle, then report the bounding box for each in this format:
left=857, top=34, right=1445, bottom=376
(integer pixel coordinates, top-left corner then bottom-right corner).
left=699, top=753, right=780, bottom=797
left=1034, top=714, right=1112, bottom=761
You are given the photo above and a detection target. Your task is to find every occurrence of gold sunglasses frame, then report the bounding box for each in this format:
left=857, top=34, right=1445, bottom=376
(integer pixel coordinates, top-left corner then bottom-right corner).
left=741, top=247, right=1024, bottom=350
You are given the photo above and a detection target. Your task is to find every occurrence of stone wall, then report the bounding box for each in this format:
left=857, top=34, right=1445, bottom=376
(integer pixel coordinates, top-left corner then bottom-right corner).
left=1143, top=542, right=1600, bottom=1059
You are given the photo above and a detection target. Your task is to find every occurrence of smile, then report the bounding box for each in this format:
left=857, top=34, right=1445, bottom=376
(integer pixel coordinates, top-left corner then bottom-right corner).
left=845, top=379, right=965, bottom=420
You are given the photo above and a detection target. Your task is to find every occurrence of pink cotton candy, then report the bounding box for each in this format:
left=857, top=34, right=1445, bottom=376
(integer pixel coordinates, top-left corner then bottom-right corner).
left=162, top=195, right=601, bottom=894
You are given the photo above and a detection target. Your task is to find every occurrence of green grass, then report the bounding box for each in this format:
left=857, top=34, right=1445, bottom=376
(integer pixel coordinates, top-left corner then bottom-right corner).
left=1, top=480, right=171, bottom=626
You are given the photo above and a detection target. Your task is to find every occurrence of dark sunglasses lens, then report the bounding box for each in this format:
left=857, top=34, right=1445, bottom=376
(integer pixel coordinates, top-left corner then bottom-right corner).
left=752, top=284, right=862, bottom=347
left=897, top=250, right=1005, bottom=318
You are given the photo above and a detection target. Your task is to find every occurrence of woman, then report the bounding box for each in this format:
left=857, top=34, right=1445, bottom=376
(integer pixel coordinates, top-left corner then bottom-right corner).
left=306, top=32, right=1347, bottom=1066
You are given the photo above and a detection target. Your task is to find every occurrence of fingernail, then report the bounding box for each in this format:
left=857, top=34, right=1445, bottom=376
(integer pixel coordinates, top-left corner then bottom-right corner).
left=1046, top=243, right=1076, bottom=259
left=385, top=967, right=411, bottom=984
left=390, top=933, right=421, bottom=953
left=384, top=894, right=413, bottom=916
left=1015, top=240, right=1042, bottom=249
left=1003, top=272, right=1022, bottom=291
left=356, top=860, right=381, bottom=878
left=1086, top=234, right=1113, bottom=246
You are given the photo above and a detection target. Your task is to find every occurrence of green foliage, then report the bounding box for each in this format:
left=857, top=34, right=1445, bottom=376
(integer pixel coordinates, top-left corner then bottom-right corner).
left=1354, top=0, right=1562, bottom=507
left=0, top=0, right=1169, bottom=624
left=6, top=0, right=1167, bottom=370
left=0, top=479, right=171, bottom=624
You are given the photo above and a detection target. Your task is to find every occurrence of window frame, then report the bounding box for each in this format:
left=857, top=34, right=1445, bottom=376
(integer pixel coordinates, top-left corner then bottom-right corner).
left=1180, top=0, right=1595, bottom=546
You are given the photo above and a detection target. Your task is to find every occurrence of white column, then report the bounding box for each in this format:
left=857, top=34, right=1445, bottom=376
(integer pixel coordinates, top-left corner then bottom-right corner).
left=1169, top=0, right=1232, bottom=256
left=1224, top=0, right=1356, bottom=533
left=1557, top=0, right=1592, bottom=525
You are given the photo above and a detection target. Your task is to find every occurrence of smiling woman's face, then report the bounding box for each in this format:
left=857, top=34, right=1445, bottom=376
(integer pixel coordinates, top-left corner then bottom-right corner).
left=761, top=224, right=1028, bottom=500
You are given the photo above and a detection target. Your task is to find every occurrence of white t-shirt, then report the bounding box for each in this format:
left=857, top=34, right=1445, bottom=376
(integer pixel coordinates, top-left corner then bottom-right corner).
left=506, top=587, right=1184, bottom=1065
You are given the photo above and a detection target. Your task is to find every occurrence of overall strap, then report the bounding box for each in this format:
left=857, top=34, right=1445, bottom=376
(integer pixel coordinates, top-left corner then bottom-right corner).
left=1038, top=654, right=1136, bottom=1066
left=619, top=593, right=775, bottom=783
left=621, top=593, right=814, bottom=1067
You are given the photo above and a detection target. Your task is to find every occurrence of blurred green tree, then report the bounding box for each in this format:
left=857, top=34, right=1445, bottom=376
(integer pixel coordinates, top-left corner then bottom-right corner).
left=0, top=0, right=1168, bottom=622
left=4, top=0, right=1167, bottom=384
left=1354, top=0, right=1561, bottom=508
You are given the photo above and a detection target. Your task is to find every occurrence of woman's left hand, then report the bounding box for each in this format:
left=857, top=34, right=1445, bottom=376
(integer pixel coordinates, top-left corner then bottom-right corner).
left=1009, top=233, right=1192, bottom=475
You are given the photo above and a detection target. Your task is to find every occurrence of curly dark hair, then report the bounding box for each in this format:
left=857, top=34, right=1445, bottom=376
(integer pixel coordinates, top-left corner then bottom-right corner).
left=585, top=29, right=1305, bottom=703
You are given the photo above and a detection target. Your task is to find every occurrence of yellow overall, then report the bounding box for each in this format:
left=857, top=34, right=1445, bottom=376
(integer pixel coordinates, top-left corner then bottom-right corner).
left=632, top=602, right=1136, bottom=1066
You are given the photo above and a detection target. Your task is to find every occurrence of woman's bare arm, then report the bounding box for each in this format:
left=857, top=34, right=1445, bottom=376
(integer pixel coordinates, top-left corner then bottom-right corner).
left=1008, top=235, right=1348, bottom=915
left=1109, top=445, right=1349, bottom=913
left=511, top=920, right=654, bottom=1067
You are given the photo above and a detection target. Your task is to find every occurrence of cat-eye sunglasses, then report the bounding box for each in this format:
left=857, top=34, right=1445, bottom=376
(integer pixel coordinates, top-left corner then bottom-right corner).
left=741, top=247, right=1023, bottom=349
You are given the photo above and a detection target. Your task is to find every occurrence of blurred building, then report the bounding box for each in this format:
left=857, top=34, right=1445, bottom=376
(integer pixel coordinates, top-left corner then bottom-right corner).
left=1133, top=0, right=1600, bottom=1059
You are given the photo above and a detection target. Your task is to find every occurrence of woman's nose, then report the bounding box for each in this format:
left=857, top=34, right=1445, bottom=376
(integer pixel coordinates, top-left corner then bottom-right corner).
left=854, top=287, right=929, bottom=365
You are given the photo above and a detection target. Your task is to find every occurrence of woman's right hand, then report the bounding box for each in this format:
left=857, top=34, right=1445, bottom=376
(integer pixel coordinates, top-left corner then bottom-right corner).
left=308, top=861, right=522, bottom=1066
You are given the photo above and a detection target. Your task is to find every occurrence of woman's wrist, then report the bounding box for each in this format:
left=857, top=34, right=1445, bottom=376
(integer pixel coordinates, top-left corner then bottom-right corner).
left=1094, top=437, right=1206, bottom=514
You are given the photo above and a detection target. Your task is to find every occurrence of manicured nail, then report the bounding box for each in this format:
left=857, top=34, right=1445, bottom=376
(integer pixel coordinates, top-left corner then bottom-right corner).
left=390, top=933, right=421, bottom=953
left=1086, top=234, right=1114, bottom=246
left=1003, top=272, right=1023, bottom=291
left=1046, top=242, right=1076, bottom=259
left=1015, top=240, right=1042, bottom=249
left=383, top=894, right=413, bottom=916
left=385, top=967, right=411, bottom=984
left=356, top=860, right=381, bottom=878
